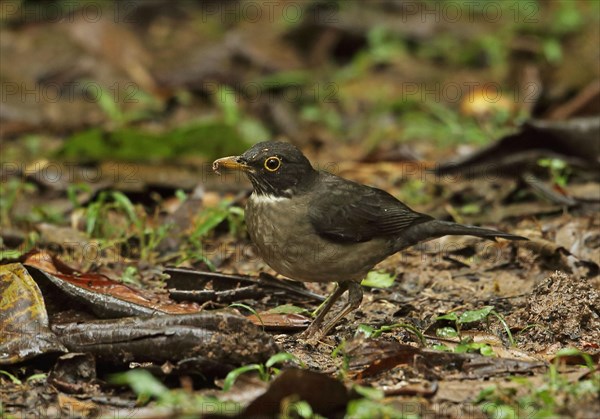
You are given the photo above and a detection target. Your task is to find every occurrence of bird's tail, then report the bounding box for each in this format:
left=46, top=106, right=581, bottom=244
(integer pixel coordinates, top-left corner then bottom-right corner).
left=393, top=219, right=527, bottom=252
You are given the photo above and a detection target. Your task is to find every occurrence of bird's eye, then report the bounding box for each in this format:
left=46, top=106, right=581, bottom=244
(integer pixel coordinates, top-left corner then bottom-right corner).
left=264, top=156, right=281, bottom=172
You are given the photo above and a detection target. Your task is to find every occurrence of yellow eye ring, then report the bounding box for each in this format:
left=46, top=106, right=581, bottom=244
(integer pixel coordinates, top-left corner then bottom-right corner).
left=264, top=156, right=281, bottom=172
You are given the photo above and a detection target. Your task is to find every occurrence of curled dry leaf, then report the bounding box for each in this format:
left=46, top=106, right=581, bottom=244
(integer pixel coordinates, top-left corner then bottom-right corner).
left=0, top=263, right=67, bottom=365
left=24, top=251, right=203, bottom=318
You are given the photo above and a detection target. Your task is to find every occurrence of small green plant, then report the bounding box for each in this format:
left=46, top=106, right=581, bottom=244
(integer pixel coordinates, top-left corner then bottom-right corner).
left=548, top=0, right=584, bottom=36
left=347, top=383, right=407, bottom=419
left=360, top=270, right=396, bottom=288
left=538, top=158, right=571, bottom=187
left=356, top=323, right=426, bottom=347
left=300, top=105, right=343, bottom=134
left=85, top=191, right=128, bottom=237
left=331, top=339, right=350, bottom=380
left=222, top=352, right=306, bottom=391
left=179, top=202, right=245, bottom=269
left=193, top=204, right=245, bottom=239
left=120, top=265, right=142, bottom=286
left=433, top=341, right=496, bottom=357
left=396, top=101, right=513, bottom=147
left=66, top=183, right=92, bottom=209
left=0, top=370, right=22, bottom=385
left=215, top=86, right=270, bottom=143
left=433, top=306, right=515, bottom=355
left=0, top=371, right=47, bottom=385
left=542, top=38, right=563, bottom=63
left=84, top=190, right=171, bottom=262
left=366, top=25, right=407, bottom=64
left=229, top=302, right=264, bottom=329
left=25, top=373, right=47, bottom=383
left=346, top=393, right=412, bottom=419
left=0, top=231, right=39, bottom=261
left=0, top=178, right=37, bottom=227
left=280, top=399, right=324, bottom=419
left=91, top=82, right=161, bottom=127
left=110, top=369, right=241, bottom=414
left=0, top=248, right=24, bottom=261
left=475, top=348, right=599, bottom=418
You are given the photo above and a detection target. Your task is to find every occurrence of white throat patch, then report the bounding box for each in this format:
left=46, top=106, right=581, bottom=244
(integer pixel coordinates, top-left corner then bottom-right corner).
left=250, top=193, right=291, bottom=204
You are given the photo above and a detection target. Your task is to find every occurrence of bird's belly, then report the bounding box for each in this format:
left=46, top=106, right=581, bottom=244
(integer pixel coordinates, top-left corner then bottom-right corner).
left=246, top=195, right=389, bottom=283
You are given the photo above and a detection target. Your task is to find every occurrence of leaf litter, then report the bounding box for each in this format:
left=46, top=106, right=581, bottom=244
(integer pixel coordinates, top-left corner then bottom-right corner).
left=1, top=1, right=599, bottom=417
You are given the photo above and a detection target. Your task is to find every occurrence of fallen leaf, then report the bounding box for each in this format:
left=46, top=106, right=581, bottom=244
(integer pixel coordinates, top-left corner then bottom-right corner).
left=0, top=263, right=67, bottom=365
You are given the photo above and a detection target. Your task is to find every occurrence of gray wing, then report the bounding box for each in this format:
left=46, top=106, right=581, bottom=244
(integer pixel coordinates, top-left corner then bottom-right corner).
left=308, top=173, right=432, bottom=243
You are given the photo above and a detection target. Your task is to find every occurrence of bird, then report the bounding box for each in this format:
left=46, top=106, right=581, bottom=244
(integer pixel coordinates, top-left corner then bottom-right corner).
left=213, top=141, right=527, bottom=342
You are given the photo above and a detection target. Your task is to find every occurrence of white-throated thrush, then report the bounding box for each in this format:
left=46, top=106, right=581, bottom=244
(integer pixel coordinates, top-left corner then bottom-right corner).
left=213, top=141, right=526, bottom=341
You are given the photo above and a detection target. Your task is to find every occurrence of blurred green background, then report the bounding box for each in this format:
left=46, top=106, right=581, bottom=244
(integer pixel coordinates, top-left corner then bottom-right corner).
left=2, top=0, right=598, bottom=164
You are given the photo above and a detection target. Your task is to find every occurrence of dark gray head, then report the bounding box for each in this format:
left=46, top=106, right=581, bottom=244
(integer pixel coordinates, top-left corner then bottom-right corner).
left=213, top=141, right=318, bottom=197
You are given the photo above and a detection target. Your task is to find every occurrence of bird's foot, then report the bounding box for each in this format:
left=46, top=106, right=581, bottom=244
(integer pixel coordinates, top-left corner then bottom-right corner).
left=299, top=324, right=324, bottom=345
left=299, top=282, right=364, bottom=345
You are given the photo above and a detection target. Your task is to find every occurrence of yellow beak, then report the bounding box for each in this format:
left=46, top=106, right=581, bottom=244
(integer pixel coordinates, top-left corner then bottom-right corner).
left=212, top=156, right=250, bottom=175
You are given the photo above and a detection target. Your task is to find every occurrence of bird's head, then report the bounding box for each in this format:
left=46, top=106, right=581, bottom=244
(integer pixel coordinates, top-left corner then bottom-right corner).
left=213, top=141, right=318, bottom=197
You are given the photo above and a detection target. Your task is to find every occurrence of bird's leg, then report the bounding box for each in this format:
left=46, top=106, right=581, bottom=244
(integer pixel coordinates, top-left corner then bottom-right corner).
left=302, top=282, right=348, bottom=339
left=302, top=282, right=363, bottom=342
left=311, top=282, right=346, bottom=319
left=317, top=282, right=363, bottom=338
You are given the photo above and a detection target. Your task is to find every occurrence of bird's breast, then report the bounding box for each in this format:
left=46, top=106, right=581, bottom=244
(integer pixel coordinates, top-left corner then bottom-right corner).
left=246, top=193, right=391, bottom=282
